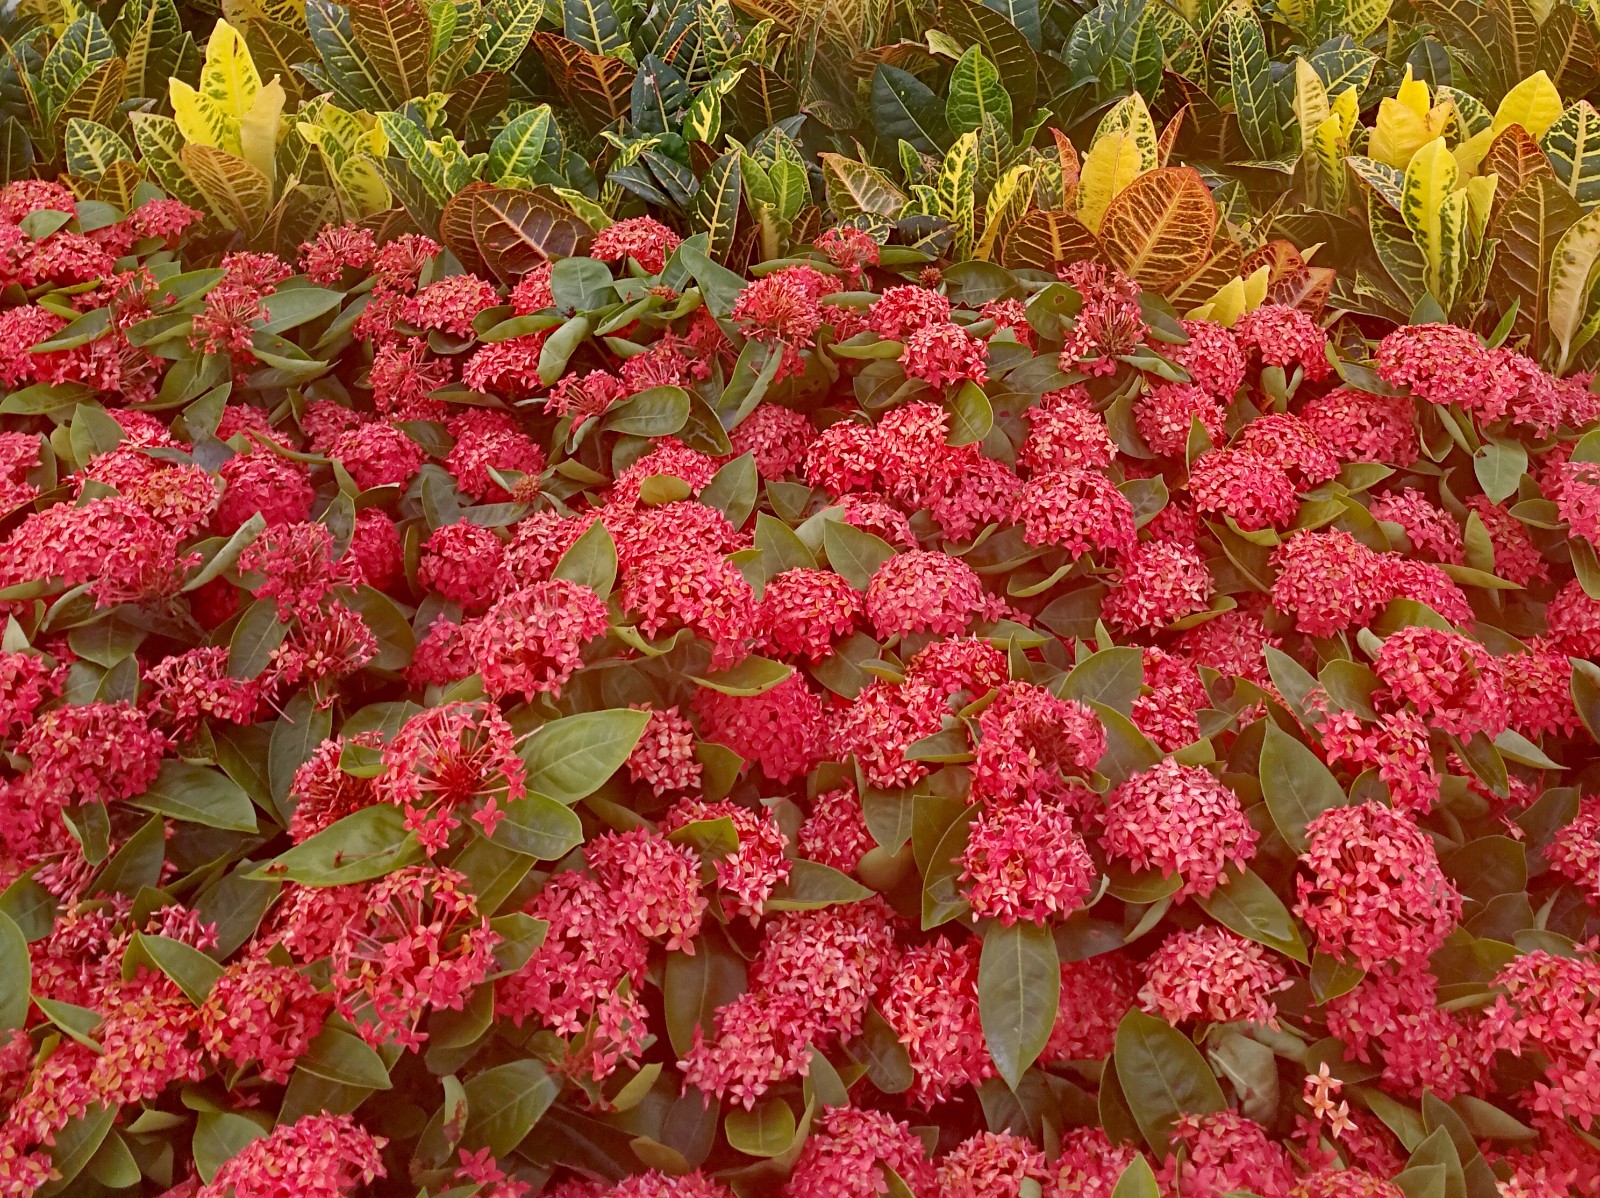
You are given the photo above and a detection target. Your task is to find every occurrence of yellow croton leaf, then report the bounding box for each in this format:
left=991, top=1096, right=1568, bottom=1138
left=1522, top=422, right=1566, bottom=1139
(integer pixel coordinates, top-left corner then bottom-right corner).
left=1369, top=67, right=1452, bottom=170
left=1493, top=71, right=1563, bottom=140
left=1188, top=265, right=1270, bottom=328
left=1076, top=130, right=1143, bottom=235
left=1293, top=59, right=1329, bottom=154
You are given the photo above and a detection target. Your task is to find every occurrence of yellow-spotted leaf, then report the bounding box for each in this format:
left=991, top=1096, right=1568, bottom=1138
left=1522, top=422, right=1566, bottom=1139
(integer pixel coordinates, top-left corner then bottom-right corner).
left=1076, top=130, right=1143, bottom=234
left=937, top=131, right=978, bottom=258
left=1370, top=195, right=1428, bottom=305
left=1542, top=100, right=1600, bottom=212
left=336, top=158, right=392, bottom=218
left=1345, top=0, right=1391, bottom=39
left=170, top=79, right=234, bottom=153
left=1493, top=71, right=1563, bottom=140
left=975, top=161, right=1034, bottom=261
left=198, top=18, right=261, bottom=135
left=1401, top=138, right=1460, bottom=298
left=1293, top=58, right=1329, bottom=155
left=1548, top=206, right=1600, bottom=371
left=1093, top=93, right=1159, bottom=173
left=1099, top=166, right=1219, bottom=290
left=1437, top=188, right=1470, bottom=311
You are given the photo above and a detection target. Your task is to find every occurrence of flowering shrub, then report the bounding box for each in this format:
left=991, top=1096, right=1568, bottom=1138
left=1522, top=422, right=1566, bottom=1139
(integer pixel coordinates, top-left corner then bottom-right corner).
left=3, top=171, right=1600, bottom=1198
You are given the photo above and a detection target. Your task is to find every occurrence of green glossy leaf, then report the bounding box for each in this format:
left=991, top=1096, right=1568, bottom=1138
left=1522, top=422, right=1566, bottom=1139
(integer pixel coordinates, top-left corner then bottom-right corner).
left=489, top=794, right=585, bottom=859
left=250, top=804, right=421, bottom=886
left=520, top=709, right=651, bottom=802
left=1113, top=1009, right=1225, bottom=1154
left=823, top=519, right=896, bottom=590
left=461, top=1060, right=559, bottom=1155
left=1196, top=868, right=1309, bottom=963
left=132, top=760, right=258, bottom=832
left=137, top=933, right=222, bottom=1004
left=551, top=520, right=617, bottom=598
left=1259, top=720, right=1349, bottom=853
left=725, top=1098, right=797, bottom=1158
left=979, top=921, right=1060, bottom=1089
left=0, top=911, right=28, bottom=1030
left=298, top=1025, right=393, bottom=1089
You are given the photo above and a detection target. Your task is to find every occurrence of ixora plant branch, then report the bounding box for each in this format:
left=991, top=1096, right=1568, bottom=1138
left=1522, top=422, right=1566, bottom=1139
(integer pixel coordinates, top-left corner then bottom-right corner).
left=3, top=0, right=1600, bottom=1196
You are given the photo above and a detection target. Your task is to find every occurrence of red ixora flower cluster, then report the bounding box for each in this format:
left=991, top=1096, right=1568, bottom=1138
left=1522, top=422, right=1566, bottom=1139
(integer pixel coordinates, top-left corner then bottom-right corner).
left=2, top=170, right=1600, bottom=1198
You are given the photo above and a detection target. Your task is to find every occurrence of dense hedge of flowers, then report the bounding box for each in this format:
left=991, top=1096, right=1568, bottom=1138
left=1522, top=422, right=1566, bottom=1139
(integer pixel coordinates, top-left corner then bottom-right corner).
left=3, top=176, right=1600, bottom=1198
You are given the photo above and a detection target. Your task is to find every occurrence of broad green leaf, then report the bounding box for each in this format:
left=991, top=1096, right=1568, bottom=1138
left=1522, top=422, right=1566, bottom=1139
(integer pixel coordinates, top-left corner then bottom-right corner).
left=0, top=911, right=28, bottom=1030
left=979, top=921, right=1060, bottom=1089
left=298, top=1025, right=393, bottom=1089
left=766, top=860, right=874, bottom=911
left=689, top=656, right=792, bottom=696
left=725, top=1099, right=797, bottom=1157
left=602, top=386, right=690, bottom=437
left=1196, top=868, right=1309, bottom=962
left=250, top=805, right=422, bottom=886
left=229, top=599, right=288, bottom=680
left=551, top=520, right=617, bottom=597
left=1475, top=440, right=1528, bottom=505
left=132, top=760, right=258, bottom=832
left=1113, top=1009, right=1225, bottom=1154
left=1259, top=721, right=1349, bottom=853
left=488, top=795, right=585, bottom=859
left=136, top=933, right=223, bottom=1004
left=1059, top=646, right=1144, bottom=716
left=1112, top=1157, right=1161, bottom=1198
left=44, top=1106, right=117, bottom=1194
left=871, top=65, right=949, bottom=156
left=823, top=520, right=896, bottom=590
left=460, top=1060, right=559, bottom=1155
left=664, top=929, right=746, bottom=1056
left=519, top=710, right=651, bottom=802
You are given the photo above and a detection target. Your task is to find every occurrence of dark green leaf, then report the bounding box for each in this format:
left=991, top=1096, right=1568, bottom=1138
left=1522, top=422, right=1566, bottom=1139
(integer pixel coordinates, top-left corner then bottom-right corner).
left=520, top=709, right=651, bottom=802
left=461, top=1060, right=559, bottom=1155
left=979, top=921, right=1060, bottom=1089
left=249, top=805, right=421, bottom=886
left=489, top=794, right=585, bottom=859
left=1259, top=720, right=1348, bottom=853
left=1113, top=1009, right=1225, bottom=1154
left=132, top=760, right=258, bottom=832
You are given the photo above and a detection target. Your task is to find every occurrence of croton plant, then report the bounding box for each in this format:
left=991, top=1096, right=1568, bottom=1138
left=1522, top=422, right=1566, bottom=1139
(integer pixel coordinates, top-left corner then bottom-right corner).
left=4, top=9, right=1600, bottom=1189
